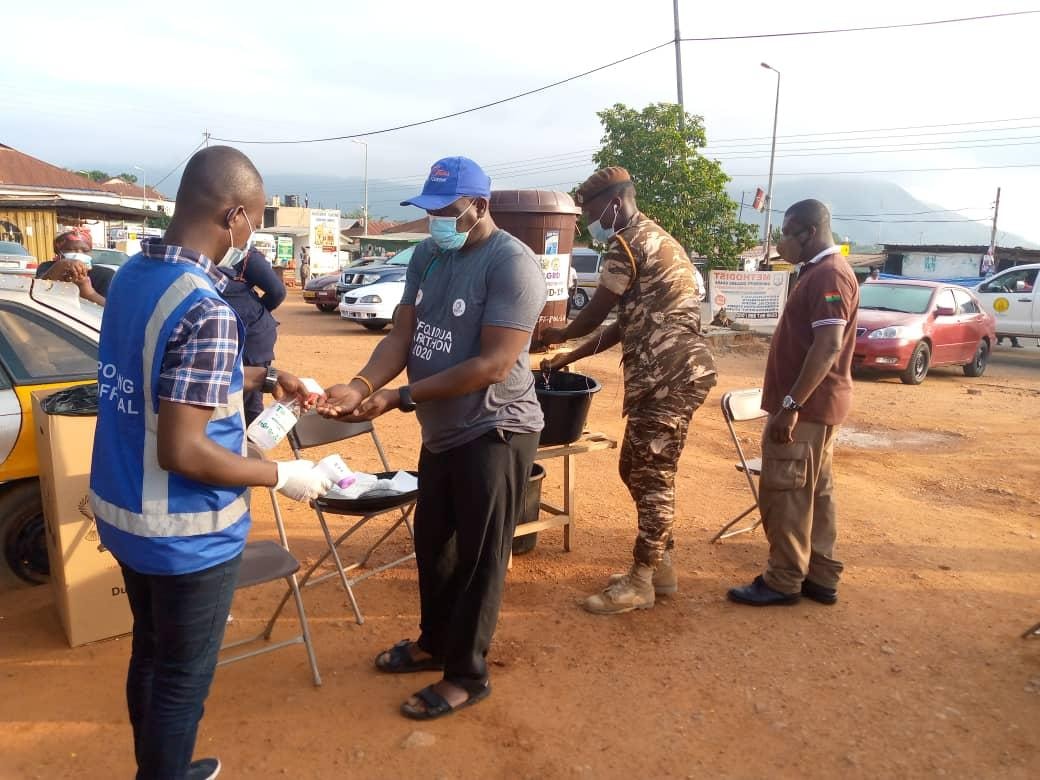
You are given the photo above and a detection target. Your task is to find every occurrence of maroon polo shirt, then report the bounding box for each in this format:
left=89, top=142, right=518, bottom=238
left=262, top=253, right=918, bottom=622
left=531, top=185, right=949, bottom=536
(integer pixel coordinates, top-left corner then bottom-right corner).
left=762, top=251, right=859, bottom=426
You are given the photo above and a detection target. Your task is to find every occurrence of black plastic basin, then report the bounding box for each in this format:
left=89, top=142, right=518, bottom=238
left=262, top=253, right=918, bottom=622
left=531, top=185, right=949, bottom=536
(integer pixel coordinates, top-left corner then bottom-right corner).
left=511, top=463, right=546, bottom=556
left=533, top=370, right=602, bottom=446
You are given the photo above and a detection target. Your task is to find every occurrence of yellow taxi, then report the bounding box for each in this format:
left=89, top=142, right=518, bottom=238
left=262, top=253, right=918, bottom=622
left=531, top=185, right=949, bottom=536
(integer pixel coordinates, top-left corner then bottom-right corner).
left=0, top=274, right=100, bottom=585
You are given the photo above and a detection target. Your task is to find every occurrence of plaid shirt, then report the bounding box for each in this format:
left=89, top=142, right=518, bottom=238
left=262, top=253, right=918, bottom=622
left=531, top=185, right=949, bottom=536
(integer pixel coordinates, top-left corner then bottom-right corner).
left=142, top=240, right=241, bottom=408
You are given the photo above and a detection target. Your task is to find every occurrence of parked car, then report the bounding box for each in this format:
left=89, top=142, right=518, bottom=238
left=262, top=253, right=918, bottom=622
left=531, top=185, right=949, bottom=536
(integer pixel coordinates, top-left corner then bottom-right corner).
left=89, top=248, right=131, bottom=271
left=302, top=273, right=341, bottom=312
left=570, top=248, right=602, bottom=310
left=854, top=279, right=995, bottom=385
left=339, top=278, right=406, bottom=331
left=973, top=263, right=1038, bottom=340
left=0, top=274, right=101, bottom=585
left=0, top=241, right=38, bottom=274
left=336, top=249, right=413, bottom=296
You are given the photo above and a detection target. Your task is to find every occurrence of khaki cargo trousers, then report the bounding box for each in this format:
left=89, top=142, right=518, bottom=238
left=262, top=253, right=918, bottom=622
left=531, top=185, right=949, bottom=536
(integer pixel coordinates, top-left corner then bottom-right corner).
left=758, top=418, right=844, bottom=594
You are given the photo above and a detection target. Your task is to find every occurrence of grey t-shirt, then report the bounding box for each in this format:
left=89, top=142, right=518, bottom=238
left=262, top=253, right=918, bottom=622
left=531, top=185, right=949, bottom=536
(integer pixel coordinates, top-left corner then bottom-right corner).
left=400, top=230, right=546, bottom=453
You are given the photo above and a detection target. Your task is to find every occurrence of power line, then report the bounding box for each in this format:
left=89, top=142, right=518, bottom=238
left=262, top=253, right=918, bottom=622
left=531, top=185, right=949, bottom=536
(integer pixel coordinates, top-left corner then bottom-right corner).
left=725, top=162, right=1040, bottom=177
left=210, top=11, right=1040, bottom=146
left=153, top=138, right=207, bottom=189
left=680, top=10, right=1039, bottom=42
left=210, top=41, right=672, bottom=145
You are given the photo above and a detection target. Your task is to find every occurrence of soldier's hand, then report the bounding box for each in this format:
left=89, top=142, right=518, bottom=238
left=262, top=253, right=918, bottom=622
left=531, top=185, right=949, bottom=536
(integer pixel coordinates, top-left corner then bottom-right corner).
left=540, top=327, right=566, bottom=346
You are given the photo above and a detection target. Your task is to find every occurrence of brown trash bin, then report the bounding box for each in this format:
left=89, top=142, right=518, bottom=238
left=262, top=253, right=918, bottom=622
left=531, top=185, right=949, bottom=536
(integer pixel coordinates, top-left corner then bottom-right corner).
left=490, top=190, right=581, bottom=349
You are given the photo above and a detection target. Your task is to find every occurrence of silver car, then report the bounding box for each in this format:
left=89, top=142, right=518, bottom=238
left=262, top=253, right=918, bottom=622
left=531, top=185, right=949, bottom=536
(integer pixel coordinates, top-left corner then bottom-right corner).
left=570, top=248, right=603, bottom=310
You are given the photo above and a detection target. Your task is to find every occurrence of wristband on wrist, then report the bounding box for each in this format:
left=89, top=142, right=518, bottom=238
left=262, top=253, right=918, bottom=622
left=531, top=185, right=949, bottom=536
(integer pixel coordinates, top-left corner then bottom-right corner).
left=262, top=366, right=279, bottom=394
left=351, top=374, right=375, bottom=396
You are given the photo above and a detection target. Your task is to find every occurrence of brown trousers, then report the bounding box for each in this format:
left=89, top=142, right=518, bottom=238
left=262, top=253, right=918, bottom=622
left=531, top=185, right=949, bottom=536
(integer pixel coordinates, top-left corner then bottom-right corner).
left=759, top=418, right=844, bottom=594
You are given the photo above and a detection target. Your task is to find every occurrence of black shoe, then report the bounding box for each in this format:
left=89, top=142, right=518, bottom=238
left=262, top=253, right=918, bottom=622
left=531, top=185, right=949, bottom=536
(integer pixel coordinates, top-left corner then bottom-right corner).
left=187, top=758, right=221, bottom=780
left=727, top=575, right=801, bottom=606
left=801, top=579, right=838, bottom=605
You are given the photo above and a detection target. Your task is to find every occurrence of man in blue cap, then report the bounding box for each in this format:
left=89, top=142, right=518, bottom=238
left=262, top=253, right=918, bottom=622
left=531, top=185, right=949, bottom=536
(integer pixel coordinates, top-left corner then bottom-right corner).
left=318, top=157, right=546, bottom=720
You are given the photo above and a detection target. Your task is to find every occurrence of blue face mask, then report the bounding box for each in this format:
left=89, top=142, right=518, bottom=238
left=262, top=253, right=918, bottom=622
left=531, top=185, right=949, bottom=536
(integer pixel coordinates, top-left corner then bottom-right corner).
left=429, top=201, right=478, bottom=251
left=587, top=201, right=619, bottom=244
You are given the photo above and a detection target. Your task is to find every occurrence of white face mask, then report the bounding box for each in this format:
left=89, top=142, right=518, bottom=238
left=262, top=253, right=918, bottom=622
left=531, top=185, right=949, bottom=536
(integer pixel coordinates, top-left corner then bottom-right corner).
left=62, top=252, right=93, bottom=267
left=587, top=201, right=619, bottom=244
left=219, top=209, right=255, bottom=267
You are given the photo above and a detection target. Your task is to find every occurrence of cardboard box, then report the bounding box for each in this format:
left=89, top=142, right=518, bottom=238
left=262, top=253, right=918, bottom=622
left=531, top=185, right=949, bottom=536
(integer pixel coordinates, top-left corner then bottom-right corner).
left=32, top=390, right=131, bottom=647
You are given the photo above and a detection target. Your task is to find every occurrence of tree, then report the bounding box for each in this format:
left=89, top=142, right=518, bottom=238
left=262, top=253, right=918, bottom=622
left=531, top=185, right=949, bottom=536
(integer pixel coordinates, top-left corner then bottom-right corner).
left=116, top=172, right=138, bottom=184
left=146, top=212, right=172, bottom=230
left=80, top=169, right=110, bottom=182
left=592, top=103, right=757, bottom=269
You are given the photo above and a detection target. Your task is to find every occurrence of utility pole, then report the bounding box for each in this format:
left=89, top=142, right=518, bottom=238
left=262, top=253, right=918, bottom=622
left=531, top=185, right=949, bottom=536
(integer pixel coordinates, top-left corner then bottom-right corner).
left=989, top=186, right=1001, bottom=249
left=673, top=0, right=685, bottom=125
left=204, top=130, right=210, bottom=148
left=761, top=63, right=781, bottom=264
left=352, top=139, right=369, bottom=235
left=738, top=191, right=746, bottom=224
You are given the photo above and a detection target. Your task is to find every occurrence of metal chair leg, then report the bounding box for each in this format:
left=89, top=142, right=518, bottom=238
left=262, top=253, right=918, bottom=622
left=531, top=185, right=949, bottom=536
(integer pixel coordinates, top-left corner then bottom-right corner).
left=711, top=505, right=762, bottom=543
left=1022, top=621, right=1040, bottom=639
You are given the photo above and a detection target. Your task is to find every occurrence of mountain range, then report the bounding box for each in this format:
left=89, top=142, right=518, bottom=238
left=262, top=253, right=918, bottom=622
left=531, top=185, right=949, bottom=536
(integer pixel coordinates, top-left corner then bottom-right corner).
left=257, top=173, right=1035, bottom=249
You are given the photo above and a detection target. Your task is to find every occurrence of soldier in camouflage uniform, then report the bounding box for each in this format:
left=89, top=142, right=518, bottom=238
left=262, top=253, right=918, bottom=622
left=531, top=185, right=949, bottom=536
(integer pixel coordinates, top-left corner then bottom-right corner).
left=540, top=167, right=717, bottom=615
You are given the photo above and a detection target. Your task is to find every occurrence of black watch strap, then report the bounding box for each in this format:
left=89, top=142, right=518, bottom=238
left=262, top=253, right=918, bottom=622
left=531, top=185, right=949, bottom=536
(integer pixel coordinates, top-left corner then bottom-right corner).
left=398, top=385, right=417, bottom=413
left=262, top=366, right=279, bottom=394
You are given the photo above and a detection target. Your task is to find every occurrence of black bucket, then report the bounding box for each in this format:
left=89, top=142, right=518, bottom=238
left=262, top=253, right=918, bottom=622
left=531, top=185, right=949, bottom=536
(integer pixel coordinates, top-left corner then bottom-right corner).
left=512, top=463, right=546, bottom=556
left=533, top=370, right=602, bottom=446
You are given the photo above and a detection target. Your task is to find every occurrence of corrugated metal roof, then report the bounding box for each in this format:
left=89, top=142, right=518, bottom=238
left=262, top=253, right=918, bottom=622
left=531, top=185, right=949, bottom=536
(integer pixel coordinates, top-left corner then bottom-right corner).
left=101, top=178, right=170, bottom=202
left=0, top=194, right=157, bottom=220
left=0, top=144, right=111, bottom=193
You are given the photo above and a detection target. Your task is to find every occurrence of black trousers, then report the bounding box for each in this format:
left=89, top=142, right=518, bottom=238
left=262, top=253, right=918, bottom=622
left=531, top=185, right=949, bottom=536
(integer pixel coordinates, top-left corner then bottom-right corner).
left=414, top=429, right=539, bottom=685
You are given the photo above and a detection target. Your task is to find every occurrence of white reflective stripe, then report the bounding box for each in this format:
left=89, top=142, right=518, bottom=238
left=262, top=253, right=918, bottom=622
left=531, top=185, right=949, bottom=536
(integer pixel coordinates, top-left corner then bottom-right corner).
left=135, top=272, right=245, bottom=529
left=91, top=490, right=250, bottom=538
left=812, top=318, right=847, bottom=328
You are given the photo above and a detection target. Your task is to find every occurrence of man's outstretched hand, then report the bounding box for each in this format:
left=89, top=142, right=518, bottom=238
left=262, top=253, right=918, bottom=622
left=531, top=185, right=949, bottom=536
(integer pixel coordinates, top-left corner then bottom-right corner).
left=316, top=383, right=365, bottom=419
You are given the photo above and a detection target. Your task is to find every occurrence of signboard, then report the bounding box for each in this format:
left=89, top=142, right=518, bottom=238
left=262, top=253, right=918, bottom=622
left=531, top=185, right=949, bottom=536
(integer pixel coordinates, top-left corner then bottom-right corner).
left=840, top=244, right=850, bottom=256
left=276, top=236, right=293, bottom=266
left=308, top=209, right=340, bottom=275
left=708, top=270, right=791, bottom=329
left=251, top=233, right=278, bottom=264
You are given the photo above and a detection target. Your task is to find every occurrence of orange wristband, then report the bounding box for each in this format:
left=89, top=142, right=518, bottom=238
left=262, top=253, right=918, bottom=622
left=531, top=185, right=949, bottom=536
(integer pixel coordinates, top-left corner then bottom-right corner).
left=351, top=375, right=374, bottom=396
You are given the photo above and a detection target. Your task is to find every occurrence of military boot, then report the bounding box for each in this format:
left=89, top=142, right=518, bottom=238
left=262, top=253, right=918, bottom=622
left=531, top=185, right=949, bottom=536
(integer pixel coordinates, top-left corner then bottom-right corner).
left=609, top=551, right=678, bottom=595
left=583, top=563, right=655, bottom=615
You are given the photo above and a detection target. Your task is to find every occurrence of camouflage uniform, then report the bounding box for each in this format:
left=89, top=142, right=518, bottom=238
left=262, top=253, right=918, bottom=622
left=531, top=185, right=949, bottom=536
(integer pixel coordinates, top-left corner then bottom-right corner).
left=599, top=213, right=718, bottom=568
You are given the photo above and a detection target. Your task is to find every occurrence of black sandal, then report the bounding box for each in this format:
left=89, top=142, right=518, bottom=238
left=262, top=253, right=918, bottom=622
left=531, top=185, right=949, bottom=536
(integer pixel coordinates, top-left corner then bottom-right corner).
left=374, top=639, right=444, bottom=673
left=400, top=680, right=492, bottom=721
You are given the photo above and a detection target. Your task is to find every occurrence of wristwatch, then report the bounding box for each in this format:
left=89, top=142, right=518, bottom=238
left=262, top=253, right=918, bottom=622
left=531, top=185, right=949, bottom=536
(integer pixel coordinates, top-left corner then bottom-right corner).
left=781, top=394, right=803, bottom=412
left=398, top=385, right=417, bottom=413
left=262, top=366, right=279, bottom=394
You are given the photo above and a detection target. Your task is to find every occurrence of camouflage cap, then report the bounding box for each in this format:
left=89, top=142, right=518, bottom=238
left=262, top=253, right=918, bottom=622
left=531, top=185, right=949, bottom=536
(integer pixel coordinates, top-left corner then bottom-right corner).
left=575, top=167, right=631, bottom=206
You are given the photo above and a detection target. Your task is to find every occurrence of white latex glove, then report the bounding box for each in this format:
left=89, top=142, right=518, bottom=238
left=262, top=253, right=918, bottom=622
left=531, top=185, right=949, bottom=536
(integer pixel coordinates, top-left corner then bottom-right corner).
left=275, top=460, right=333, bottom=502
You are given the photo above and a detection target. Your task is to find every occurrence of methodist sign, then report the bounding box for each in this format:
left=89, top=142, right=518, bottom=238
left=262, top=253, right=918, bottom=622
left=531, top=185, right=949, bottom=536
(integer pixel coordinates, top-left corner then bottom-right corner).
left=708, top=269, right=791, bottom=329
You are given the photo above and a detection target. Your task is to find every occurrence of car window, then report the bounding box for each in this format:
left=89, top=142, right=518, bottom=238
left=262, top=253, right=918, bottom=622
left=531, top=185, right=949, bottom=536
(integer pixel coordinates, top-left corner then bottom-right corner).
left=0, top=303, right=98, bottom=384
left=935, top=289, right=956, bottom=313
left=0, top=241, right=29, bottom=256
left=952, top=289, right=978, bottom=314
left=572, top=253, right=600, bottom=274
left=979, top=267, right=1038, bottom=294
left=858, top=283, right=935, bottom=314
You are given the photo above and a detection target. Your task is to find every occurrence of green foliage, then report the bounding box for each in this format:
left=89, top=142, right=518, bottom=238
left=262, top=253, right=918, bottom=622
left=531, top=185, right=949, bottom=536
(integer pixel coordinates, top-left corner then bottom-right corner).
left=116, top=172, right=138, bottom=184
left=145, top=212, right=172, bottom=230
left=592, top=103, right=757, bottom=269
left=80, top=169, right=110, bottom=182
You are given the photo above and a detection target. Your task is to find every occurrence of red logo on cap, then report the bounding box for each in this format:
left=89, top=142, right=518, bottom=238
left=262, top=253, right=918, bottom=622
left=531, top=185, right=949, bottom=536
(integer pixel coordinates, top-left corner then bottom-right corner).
left=430, top=166, right=451, bottom=182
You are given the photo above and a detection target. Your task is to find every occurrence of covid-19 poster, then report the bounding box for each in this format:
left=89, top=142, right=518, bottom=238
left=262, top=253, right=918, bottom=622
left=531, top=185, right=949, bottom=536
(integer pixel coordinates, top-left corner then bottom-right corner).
left=308, top=210, right=340, bottom=275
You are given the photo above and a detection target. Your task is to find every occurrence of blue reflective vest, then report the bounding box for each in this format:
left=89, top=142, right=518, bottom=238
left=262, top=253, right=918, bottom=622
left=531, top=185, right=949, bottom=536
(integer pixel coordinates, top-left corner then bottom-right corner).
left=90, top=255, right=250, bottom=575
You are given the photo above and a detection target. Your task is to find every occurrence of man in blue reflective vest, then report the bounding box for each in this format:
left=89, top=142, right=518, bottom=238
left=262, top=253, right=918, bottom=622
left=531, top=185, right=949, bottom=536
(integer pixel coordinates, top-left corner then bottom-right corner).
left=90, top=146, right=332, bottom=780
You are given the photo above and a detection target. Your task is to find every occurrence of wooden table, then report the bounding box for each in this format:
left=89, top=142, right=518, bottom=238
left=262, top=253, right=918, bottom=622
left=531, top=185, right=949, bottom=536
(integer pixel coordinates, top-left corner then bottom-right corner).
left=513, top=431, right=618, bottom=552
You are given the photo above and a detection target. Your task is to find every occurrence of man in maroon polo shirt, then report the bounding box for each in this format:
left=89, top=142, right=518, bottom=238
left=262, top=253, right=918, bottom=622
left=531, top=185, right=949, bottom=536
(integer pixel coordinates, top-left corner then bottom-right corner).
left=728, top=199, right=859, bottom=606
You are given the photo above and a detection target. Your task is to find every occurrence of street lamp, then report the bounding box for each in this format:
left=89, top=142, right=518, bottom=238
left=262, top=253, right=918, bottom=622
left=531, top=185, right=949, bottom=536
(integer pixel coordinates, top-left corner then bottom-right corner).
left=134, top=165, right=147, bottom=237
left=761, top=62, right=780, bottom=264
left=351, top=140, right=369, bottom=236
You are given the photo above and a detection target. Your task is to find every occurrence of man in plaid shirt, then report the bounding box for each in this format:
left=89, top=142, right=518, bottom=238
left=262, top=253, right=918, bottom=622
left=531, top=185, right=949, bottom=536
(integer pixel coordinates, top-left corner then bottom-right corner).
left=90, top=147, right=332, bottom=780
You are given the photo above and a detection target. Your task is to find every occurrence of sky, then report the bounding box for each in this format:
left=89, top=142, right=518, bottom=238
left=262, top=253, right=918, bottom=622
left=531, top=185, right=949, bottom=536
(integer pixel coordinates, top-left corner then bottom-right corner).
left=6, top=0, right=1040, bottom=242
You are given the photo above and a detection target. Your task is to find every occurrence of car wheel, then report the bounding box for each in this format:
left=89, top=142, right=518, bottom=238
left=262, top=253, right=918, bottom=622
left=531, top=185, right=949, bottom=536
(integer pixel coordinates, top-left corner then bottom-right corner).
left=571, top=288, right=589, bottom=310
left=900, top=342, right=931, bottom=385
left=962, top=339, right=990, bottom=377
left=362, top=322, right=387, bottom=332
left=0, top=481, right=49, bottom=586
left=318, top=303, right=337, bottom=313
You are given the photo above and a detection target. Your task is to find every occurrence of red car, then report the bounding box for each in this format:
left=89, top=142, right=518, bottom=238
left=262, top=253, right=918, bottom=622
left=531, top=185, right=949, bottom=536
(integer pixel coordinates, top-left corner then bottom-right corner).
left=854, top=279, right=996, bottom=385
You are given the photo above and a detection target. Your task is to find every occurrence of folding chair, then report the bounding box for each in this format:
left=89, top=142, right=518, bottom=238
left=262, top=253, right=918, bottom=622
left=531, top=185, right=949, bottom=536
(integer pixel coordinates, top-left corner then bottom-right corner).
left=1023, top=621, right=1040, bottom=639
left=266, top=412, right=416, bottom=627
left=711, top=388, right=767, bottom=543
left=218, top=445, right=322, bottom=686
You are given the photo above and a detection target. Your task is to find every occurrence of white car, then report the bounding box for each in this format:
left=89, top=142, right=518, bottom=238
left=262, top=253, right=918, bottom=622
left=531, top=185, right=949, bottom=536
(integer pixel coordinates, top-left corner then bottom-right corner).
left=339, top=278, right=405, bottom=331
left=974, top=263, right=1038, bottom=340
left=0, top=241, right=38, bottom=274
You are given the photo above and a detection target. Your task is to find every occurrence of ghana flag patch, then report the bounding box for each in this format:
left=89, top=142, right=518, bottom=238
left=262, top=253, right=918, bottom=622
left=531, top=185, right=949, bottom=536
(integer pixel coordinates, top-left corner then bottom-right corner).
left=824, top=291, right=842, bottom=303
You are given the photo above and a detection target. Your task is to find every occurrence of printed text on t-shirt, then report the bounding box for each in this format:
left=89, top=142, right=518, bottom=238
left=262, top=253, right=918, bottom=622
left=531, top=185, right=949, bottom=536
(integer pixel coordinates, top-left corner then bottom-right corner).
left=412, top=319, right=453, bottom=361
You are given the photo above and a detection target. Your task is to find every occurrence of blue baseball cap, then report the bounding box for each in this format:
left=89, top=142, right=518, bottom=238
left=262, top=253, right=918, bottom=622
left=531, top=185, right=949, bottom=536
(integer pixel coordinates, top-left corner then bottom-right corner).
left=400, top=156, right=492, bottom=211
